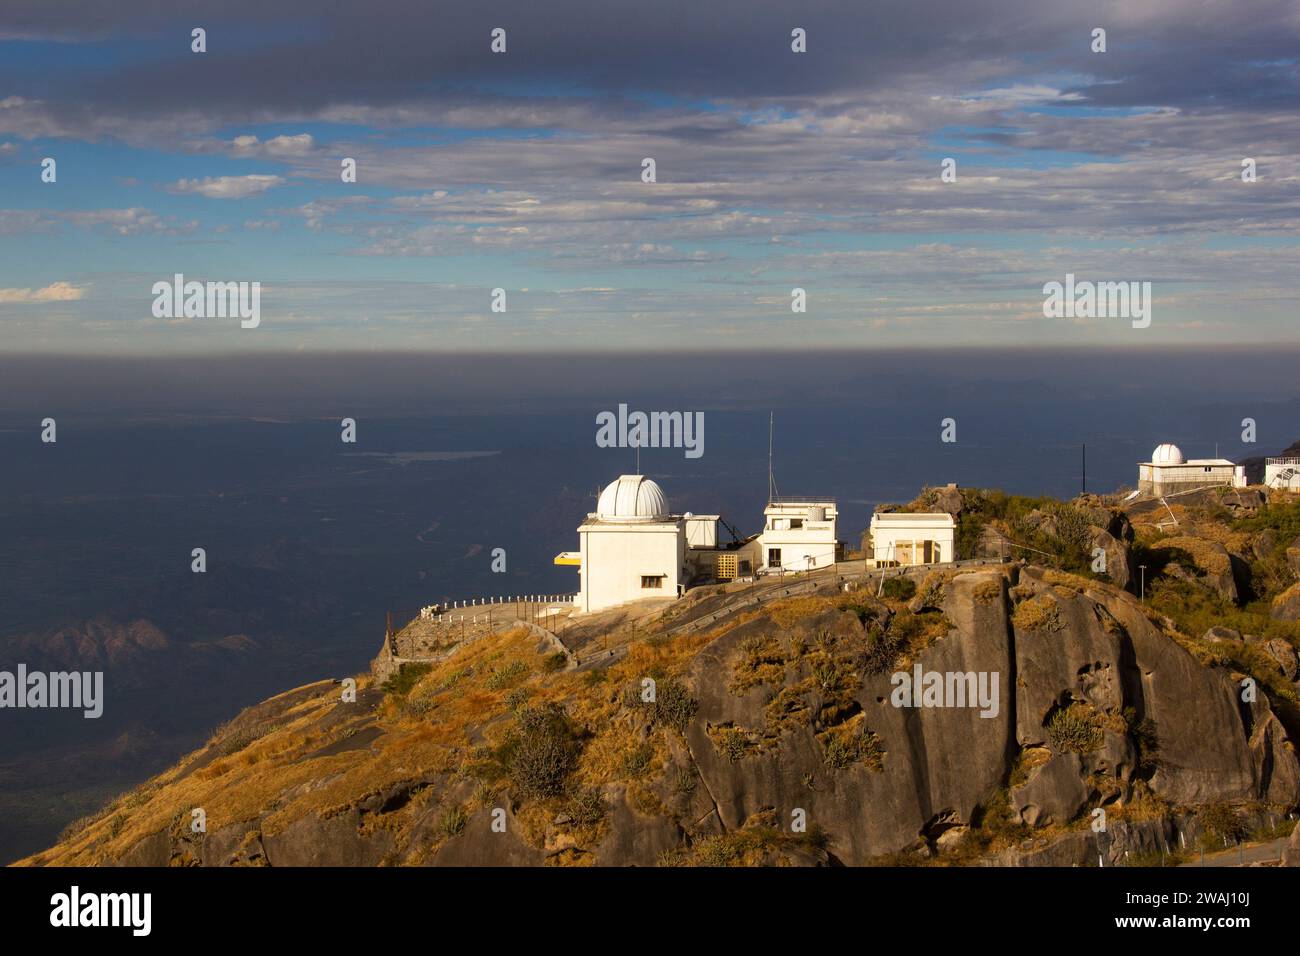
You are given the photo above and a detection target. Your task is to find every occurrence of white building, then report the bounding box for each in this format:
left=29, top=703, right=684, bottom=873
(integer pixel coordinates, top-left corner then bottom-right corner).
left=1138, top=443, right=1246, bottom=497
left=556, top=475, right=726, bottom=615
left=869, top=512, right=956, bottom=567
left=1265, top=457, right=1300, bottom=491
left=742, top=498, right=840, bottom=574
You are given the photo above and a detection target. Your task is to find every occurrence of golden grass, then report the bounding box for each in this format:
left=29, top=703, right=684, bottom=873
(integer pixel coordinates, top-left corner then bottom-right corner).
left=1150, top=535, right=1232, bottom=575
left=1012, top=595, right=1064, bottom=633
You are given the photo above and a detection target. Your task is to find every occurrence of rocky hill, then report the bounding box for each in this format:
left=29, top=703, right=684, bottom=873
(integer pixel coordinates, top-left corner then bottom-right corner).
left=19, top=490, right=1300, bottom=867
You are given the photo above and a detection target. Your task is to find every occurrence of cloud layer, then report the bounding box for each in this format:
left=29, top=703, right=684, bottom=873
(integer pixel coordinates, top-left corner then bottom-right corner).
left=0, top=1, right=1296, bottom=351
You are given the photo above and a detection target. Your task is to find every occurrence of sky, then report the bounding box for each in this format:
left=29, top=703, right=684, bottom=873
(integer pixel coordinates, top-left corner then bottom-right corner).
left=0, top=0, right=1298, bottom=353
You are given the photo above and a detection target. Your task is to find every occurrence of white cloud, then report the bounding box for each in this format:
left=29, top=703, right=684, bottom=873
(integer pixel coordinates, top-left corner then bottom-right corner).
left=223, top=133, right=316, bottom=157
left=169, top=174, right=286, bottom=199
left=0, top=281, right=85, bottom=304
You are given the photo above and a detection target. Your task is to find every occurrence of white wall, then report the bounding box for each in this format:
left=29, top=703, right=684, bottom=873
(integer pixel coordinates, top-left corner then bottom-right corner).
left=758, top=528, right=838, bottom=572
left=578, top=523, right=684, bottom=613
left=1141, top=463, right=1238, bottom=495
left=870, top=523, right=955, bottom=566
left=1266, top=463, right=1300, bottom=490
left=685, top=516, right=718, bottom=548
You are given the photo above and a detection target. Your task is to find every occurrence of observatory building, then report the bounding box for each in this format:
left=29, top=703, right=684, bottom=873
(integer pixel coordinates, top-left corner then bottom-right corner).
left=557, top=475, right=720, bottom=615
left=1138, top=443, right=1246, bottom=497
left=556, top=474, right=843, bottom=615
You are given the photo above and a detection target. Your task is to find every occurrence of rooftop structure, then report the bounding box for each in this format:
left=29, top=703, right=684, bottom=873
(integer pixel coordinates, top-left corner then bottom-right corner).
left=594, top=474, right=668, bottom=521
left=1265, top=456, right=1300, bottom=491
left=1138, top=443, right=1246, bottom=497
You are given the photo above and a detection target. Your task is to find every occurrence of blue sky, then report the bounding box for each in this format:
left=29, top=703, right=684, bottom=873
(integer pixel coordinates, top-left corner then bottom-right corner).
left=1, top=0, right=1298, bottom=352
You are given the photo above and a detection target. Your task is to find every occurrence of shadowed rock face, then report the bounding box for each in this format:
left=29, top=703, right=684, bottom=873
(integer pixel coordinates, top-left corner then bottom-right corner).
left=23, top=566, right=1300, bottom=868
left=682, top=571, right=1016, bottom=864
left=677, top=567, right=1298, bottom=865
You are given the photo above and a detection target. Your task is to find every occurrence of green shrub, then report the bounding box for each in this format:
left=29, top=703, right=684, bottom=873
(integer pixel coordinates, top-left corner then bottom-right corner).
left=1123, top=707, right=1160, bottom=773
left=439, top=805, right=468, bottom=838
left=497, top=703, right=582, bottom=799
left=673, top=768, right=698, bottom=795
left=1198, top=802, right=1247, bottom=847
left=505, top=687, right=529, bottom=712
left=621, top=741, right=654, bottom=777
left=404, top=692, right=440, bottom=718
left=1047, top=703, right=1104, bottom=754
left=651, top=678, right=698, bottom=733
left=542, top=652, right=568, bottom=673
left=484, top=659, right=529, bottom=690
left=714, top=726, right=752, bottom=763
left=694, top=835, right=745, bottom=867
left=820, top=727, right=884, bottom=770
left=382, top=663, right=432, bottom=697
left=563, top=787, right=607, bottom=828
left=881, top=577, right=916, bottom=601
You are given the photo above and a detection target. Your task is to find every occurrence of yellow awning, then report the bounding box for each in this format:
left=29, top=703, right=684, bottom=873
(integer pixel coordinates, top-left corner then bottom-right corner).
left=554, top=552, right=581, bottom=566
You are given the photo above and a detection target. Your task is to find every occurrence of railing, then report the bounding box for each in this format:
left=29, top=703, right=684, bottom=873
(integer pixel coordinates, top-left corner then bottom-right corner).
left=415, top=594, right=576, bottom=621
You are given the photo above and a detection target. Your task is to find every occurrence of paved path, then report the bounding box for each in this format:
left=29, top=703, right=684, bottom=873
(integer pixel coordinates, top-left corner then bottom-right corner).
left=1178, top=836, right=1291, bottom=867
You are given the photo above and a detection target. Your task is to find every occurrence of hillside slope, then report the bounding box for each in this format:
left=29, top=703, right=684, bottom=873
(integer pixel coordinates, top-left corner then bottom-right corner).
left=21, top=558, right=1300, bottom=867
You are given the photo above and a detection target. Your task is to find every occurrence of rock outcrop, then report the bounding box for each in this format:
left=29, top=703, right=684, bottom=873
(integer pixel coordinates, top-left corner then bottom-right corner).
left=19, top=562, right=1300, bottom=868
left=1272, top=582, right=1300, bottom=621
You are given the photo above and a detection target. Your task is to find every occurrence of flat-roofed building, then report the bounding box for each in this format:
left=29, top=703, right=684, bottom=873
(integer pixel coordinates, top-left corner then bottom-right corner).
left=869, top=512, right=956, bottom=567
left=1138, top=443, right=1246, bottom=496
left=752, top=497, right=840, bottom=573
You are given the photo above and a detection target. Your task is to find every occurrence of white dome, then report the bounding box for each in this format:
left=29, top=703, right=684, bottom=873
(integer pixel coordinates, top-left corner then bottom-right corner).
left=1152, top=443, right=1185, bottom=465
left=596, top=475, right=668, bottom=520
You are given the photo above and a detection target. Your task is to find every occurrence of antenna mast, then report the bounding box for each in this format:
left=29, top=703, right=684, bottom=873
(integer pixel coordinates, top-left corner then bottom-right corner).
left=767, top=411, right=779, bottom=503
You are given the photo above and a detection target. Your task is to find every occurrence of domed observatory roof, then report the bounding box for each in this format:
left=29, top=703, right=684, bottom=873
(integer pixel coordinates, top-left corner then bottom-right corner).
left=1151, top=443, right=1185, bottom=465
left=595, top=475, right=669, bottom=521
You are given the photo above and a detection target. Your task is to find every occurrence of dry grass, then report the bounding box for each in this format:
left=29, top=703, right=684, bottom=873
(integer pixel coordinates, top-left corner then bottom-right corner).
left=1012, top=595, right=1065, bottom=633
left=1150, top=535, right=1232, bottom=576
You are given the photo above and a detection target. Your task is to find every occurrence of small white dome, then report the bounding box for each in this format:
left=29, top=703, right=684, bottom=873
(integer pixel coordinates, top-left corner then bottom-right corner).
left=1152, top=443, right=1185, bottom=465
left=596, top=475, right=668, bottom=520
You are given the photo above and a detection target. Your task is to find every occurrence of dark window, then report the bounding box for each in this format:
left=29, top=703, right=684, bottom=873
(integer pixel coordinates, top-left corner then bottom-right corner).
left=641, top=575, right=664, bottom=589
left=768, top=548, right=782, bottom=568
left=790, top=519, right=803, bottom=529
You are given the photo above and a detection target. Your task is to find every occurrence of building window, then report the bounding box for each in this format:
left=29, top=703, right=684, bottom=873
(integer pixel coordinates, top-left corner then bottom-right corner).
left=790, top=518, right=803, bottom=529
left=641, top=575, right=664, bottom=589
left=768, top=548, right=782, bottom=568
